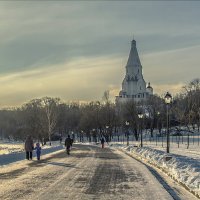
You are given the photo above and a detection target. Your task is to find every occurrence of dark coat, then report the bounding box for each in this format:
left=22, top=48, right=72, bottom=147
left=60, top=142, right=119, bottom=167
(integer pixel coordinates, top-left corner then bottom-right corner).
left=101, top=138, right=105, bottom=144
left=65, top=137, right=72, bottom=147
left=25, top=136, right=34, bottom=152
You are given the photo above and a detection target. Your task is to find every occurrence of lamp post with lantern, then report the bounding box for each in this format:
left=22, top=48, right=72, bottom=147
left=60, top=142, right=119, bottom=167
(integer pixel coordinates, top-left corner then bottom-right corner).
left=138, top=113, right=144, bottom=147
left=81, top=130, right=84, bottom=143
left=156, top=111, right=160, bottom=146
left=106, top=125, right=109, bottom=142
left=164, top=92, right=172, bottom=153
left=125, top=121, right=130, bottom=146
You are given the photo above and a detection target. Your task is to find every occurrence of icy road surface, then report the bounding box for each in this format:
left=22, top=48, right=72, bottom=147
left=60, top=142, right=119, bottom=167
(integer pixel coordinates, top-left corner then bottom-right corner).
left=0, top=144, right=196, bottom=200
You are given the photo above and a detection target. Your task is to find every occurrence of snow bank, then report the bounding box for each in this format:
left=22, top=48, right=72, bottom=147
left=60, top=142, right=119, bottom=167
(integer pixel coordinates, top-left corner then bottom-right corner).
left=0, top=141, right=24, bottom=155
left=0, top=141, right=64, bottom=166
left=0, top=140, right=62, bottom=155
left=111, top=143, right=200, bottom=198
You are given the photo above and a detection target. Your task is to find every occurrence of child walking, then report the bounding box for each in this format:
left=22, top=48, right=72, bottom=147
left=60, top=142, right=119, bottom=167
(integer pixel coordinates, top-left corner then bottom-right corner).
left=35, top=142, right=42, bottom=160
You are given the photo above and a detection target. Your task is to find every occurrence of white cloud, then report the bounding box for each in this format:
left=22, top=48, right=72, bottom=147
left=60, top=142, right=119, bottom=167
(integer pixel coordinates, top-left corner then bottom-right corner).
left=142, top=45, right=200, bottom=86
left=0, top=56, right=123, bottom=107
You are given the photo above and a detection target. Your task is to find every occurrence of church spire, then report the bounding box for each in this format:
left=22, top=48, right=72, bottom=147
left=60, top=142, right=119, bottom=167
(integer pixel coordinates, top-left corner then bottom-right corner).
left=131, top=34, right=136, bottom=47
left=116, top=37, right=153, bottom=103
left=126, top=38, right=141, bottom=67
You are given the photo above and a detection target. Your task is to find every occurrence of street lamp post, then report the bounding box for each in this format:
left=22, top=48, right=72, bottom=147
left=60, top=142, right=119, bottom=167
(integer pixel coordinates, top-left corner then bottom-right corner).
left=106, top=125, right=109, bottom=142
left=156, top=111, right=160, bottom=146
left=138, top=114, right=144, bottom=147
left=125, top=121, right=130, bottom=146
left=164, top=92, right=172, bottom=153
left=81, top=130, right=84, bottom=142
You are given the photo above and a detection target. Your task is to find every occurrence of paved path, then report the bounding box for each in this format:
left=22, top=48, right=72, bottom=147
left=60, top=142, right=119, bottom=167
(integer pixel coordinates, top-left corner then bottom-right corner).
left=0, top=144, right=196, bottom=200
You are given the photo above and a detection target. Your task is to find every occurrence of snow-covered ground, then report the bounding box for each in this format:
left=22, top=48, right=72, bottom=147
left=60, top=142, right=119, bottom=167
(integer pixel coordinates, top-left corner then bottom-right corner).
left=0, top=141, right=24, bottom=155
left=110, top=142, right=200, bottom=198
left=0, top=144, right=179, bottom=200
left=0, top=140, right=64, bottom=166
left=1, top=135, right=200, bottom=198
left=0, top=140, right=62, bottom=155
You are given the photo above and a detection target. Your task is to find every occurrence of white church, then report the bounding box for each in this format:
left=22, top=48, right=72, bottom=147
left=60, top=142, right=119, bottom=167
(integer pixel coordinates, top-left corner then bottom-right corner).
left=116, top=38, right=153, bottom=103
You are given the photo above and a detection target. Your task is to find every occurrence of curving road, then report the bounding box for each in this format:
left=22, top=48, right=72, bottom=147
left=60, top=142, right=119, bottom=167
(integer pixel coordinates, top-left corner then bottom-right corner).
left=0, top=144, right=196, bottom=200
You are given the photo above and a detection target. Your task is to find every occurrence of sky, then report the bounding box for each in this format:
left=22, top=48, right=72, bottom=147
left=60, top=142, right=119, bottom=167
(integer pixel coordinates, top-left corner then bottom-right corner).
left=0, top=1, right=200, bottom=107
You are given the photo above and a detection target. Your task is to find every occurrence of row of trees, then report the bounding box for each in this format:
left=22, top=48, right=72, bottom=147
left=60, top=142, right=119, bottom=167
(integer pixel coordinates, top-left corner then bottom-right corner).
left=0, top=78, right=199, bottom=143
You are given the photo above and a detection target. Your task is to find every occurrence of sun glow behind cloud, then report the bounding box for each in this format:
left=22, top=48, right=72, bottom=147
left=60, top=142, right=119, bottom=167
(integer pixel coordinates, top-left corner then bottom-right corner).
left=0, top=56, right=124, bottom=107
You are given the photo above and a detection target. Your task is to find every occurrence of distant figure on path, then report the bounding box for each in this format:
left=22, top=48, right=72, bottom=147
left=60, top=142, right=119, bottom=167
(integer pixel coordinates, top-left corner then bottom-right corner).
left=101, top=137, right=105, bottom=148
left=25, top=135, right=34, bottom=160
left=35, top=142, right=42, bottom=160
left=65, top=135, right=72, bottom=155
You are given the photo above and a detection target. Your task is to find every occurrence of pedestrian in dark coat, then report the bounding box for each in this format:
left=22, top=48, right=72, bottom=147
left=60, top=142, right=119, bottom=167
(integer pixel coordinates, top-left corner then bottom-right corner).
left=35, top=142, right=41, bottom=160
left=65, top=135, right=72, bottom=148
left=25, top=135, right=34, bottom=160
left=101, top=137, right=105, bottom=148
left=65, top=135, right=72, bottom=155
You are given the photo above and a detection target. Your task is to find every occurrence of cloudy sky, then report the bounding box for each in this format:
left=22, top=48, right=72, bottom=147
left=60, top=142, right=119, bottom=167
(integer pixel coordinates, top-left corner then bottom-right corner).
left=0, top=1, right=200, bottom=107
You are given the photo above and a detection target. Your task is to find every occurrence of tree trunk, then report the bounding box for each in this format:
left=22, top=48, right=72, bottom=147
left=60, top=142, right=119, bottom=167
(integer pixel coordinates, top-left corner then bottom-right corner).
left=134, top=128, right=139, bottom=141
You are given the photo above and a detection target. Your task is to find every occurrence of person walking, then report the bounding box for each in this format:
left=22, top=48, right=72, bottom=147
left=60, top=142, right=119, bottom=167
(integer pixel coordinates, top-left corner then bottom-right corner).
left=65, top=135, right=72, bottom=155
left=25, top=135, right=34, bottom=160
left=35, top=142, right=42, bottom=160
left=101, top=137, right=105, bottom=148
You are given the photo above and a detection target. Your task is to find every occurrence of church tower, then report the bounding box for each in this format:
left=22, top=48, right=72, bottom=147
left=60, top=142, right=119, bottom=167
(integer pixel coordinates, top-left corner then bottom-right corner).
left=116, top=38, right=153, bottom=103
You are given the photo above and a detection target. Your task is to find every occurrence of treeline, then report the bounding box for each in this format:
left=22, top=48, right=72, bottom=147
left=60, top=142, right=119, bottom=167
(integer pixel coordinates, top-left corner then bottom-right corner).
left=0, top=78, right=199, bottom=143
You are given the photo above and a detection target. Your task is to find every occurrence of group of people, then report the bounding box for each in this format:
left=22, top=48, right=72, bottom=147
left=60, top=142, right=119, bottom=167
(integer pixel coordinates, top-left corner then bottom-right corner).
left=25, top=135, right=41, bottom=160
left=24, top=134, right=74, bottom=160
left=25, top=134, right=105, bottom=161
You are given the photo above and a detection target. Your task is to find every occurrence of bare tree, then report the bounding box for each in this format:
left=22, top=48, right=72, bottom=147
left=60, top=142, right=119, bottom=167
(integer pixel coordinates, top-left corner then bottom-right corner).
left=145, top=95, right=164, bottom=137
left=183, top=78, right=200, bottom=131
left=41, top=97, right=60, bottom=145
left=102, top=90, right=110, bottom=104
left=119, top=100, right=139, bottom=141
